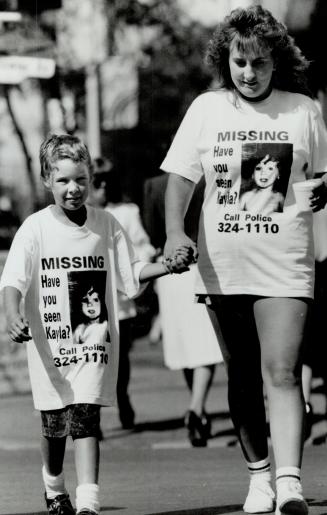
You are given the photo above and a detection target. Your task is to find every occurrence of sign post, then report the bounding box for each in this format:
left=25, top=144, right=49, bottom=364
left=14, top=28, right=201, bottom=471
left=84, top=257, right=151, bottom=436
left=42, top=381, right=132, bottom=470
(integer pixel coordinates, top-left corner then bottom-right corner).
left=58, top=0, right=108, bottom=158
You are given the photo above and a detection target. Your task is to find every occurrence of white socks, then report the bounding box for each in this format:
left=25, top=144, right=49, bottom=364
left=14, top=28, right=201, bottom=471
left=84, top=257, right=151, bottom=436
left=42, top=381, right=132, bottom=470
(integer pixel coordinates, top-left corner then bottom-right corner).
left=76, top=483, right=100, bottom=514
left=276, top=466, right=301, bottom=485
left=42, top=466, right=67, bottom=499
left=247, top=457, right=272, bottom=484
left=42, top=468, right=100, bottom=513
left=243, top=458, right=275, bottom=513
left=275, top=467, right=307, bottom=515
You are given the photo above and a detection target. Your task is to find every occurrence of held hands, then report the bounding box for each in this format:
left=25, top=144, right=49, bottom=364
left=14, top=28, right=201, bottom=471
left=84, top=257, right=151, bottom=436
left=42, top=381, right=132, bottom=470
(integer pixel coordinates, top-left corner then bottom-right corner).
left=310, top=179, right=327, bottom=212
left=7, top=314, right=31, bottom=343
left=163, top=232, right=198, bottom=274
left=163, top=246, right=196, bottom=274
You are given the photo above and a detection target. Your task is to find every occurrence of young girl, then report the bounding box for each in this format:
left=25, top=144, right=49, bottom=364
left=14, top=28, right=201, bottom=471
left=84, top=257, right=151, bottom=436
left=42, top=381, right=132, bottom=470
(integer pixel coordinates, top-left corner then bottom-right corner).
left=0, top=133, right=192, bottom=515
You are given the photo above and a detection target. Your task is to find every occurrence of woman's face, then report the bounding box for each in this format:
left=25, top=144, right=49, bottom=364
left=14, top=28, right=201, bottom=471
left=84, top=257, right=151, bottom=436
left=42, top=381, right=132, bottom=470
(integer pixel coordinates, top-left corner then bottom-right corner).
left=82, top=290, right=101, bottom=320
left=229, top=42, right=274, bottom=99
left=254, top=156, right=279, bottom=189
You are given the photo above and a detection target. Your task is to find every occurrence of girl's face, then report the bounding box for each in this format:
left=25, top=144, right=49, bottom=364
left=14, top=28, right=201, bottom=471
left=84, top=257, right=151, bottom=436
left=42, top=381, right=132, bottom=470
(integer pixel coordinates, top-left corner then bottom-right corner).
left=82, top=290, right=101, bottom=321
left=44, top=159, right=90, bottom=211
left=229, top=43, right=274, bottom=99
left=254, top=156, right=279, bottom=189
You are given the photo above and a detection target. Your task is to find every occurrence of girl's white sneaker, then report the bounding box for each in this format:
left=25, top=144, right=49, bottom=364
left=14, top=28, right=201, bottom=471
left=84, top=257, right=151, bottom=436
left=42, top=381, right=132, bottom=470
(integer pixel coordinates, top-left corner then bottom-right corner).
left=275, top=480, right=308, bottom=515
left=243, top=481, right=275, bottom=513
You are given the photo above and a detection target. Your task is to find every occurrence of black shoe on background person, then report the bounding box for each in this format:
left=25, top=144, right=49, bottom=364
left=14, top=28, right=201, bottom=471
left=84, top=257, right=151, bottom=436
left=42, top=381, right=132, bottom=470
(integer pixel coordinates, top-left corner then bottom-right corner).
left=184, top=410, right=210, bottom=447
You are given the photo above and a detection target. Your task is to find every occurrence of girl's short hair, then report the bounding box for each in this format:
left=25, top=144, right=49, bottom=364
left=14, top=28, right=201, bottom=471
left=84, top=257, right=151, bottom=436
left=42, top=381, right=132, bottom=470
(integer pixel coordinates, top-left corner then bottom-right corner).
left=205, top=5, right=311, bottom=96
left=39, top=133, right=93, bottom=179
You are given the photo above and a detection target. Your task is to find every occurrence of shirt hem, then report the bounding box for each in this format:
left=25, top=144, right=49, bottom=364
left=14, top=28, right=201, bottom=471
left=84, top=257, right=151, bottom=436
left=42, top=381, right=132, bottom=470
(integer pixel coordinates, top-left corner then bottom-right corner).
left=33, top=396, right=115, bottom=411
left=195, top=287, right=313, bottom=299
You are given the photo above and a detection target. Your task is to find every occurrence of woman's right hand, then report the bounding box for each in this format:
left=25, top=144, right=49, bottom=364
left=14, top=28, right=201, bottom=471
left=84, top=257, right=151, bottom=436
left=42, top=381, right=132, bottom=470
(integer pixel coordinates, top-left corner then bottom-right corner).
left=164, top=173, right=198, bottom=266
left=7, top=313, right=31, bottom=343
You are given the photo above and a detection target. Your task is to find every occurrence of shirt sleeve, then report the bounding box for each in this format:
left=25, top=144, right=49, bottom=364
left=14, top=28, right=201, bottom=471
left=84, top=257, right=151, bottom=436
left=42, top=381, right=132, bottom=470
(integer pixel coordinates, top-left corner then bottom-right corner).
left=160, top=95, right=205, bottom=183
left=112, top=218, right=147, bottom=299
left=0, top=218, right=36, bottom=297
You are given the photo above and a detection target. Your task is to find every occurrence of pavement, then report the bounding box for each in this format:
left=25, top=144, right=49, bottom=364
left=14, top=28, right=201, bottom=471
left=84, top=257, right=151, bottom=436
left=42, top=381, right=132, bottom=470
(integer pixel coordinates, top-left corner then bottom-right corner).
left=1, top=335, right=327, bottom=515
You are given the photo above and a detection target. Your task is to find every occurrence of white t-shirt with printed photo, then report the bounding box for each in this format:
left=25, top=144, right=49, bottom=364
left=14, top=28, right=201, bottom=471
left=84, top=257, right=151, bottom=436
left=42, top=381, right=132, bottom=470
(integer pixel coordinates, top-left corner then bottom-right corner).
left=0, top=205, right=145, bottom=410
left=161, top=89, right=327, bottom=298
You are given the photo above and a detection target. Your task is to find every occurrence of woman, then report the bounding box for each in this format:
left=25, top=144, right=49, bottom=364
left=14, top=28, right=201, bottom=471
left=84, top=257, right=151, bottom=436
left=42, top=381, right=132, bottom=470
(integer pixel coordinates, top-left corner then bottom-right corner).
left=162, top=6, right=327, bottom=515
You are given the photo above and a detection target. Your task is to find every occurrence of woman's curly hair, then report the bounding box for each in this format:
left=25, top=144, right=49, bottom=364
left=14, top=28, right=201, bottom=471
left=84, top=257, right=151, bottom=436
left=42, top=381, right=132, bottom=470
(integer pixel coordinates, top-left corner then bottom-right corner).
left=205, top=5, right=311, bottom=96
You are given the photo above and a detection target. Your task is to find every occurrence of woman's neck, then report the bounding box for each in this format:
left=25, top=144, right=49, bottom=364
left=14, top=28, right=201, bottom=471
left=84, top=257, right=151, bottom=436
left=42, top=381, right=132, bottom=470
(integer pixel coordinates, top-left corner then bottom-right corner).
left=238, top=85, right=273, bottom=103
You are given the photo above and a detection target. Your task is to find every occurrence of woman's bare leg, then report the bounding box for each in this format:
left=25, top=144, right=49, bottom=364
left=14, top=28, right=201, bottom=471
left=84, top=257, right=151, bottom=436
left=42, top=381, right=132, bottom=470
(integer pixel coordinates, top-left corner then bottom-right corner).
left=254, top=297, right=309, bottom=468
left=207, top=297, right=268, bottom=462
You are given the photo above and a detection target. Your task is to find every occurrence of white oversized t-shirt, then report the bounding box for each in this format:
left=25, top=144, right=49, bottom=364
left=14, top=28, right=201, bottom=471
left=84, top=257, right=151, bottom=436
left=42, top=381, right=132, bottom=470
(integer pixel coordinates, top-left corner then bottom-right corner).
left=0, top=205, right=145, bottom=410
left=161, top=89, right=327, bottom=298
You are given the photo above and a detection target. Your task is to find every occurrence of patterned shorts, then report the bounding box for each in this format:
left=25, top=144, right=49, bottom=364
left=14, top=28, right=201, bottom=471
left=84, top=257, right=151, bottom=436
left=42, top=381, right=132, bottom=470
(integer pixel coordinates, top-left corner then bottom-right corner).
left=41, top=403, right=101, bottom=439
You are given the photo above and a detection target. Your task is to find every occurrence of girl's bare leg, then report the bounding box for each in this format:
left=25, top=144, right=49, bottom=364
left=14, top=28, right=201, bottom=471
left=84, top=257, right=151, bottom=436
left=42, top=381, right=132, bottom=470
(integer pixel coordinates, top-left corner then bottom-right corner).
left=74, top=436, right=99, bottom=484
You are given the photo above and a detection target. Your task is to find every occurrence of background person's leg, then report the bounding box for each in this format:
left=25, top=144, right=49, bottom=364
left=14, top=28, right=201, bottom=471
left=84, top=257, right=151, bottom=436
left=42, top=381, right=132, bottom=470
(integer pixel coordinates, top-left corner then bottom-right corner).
left=183, top=368, right=193, bottom=390
left=189, top=364, right=216, bottom=416
left=184, top=365, right=216, bottom=446
left=302, top=363, right=314, bottom=441
left=117, top=319, right=135, bottom=428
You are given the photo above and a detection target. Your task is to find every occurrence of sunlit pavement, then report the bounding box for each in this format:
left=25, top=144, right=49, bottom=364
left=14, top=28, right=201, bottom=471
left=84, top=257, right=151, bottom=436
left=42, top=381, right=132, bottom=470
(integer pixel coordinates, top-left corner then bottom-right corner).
left=1, top=335, right=327, bottom=515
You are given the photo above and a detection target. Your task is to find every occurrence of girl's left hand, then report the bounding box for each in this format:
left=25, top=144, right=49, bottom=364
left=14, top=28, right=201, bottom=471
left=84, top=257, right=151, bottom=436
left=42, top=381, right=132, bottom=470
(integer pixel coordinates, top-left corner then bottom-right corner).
left=310, top=180, right=327, bottom=212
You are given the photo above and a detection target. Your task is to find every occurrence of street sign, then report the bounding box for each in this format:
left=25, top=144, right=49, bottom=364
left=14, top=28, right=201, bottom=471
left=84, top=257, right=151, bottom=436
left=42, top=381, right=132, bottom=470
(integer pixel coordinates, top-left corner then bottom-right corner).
left=0, top=56, right=56, bottom=84
left=0, top=11, right=22, bottom=22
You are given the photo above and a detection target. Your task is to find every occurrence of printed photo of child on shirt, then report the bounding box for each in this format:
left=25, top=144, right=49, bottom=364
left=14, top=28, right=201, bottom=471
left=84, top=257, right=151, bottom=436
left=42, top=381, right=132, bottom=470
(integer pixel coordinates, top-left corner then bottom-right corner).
left=239, top=143, right=293, bottom=215
left=68, top=270, right=110, bottom=345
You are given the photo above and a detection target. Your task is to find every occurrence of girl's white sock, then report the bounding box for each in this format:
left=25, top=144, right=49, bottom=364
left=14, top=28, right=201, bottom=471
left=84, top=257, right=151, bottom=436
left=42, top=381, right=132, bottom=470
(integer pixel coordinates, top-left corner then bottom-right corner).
left=76, top=483, right=100, bottom=514
left=42, top=466, right=67, bottom=499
